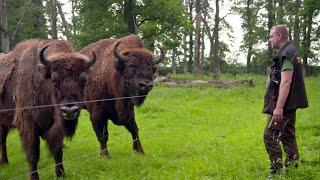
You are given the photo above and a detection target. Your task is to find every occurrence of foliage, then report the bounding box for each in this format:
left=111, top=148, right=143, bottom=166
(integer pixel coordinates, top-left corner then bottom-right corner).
left=73, top=0, right=190, bottom=51
left=7, top=0, right=48, bottom=45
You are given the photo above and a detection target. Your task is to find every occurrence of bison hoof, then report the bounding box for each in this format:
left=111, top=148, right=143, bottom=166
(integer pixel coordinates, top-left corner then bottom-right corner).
left=56, top=167, right=65, bottom=177
left=133, top=141, right=145, bottom=155
left=100, top=149, right=111, bottom=159
left=30, top=172, right=39, bottom=180
left=0, top=159, right=9, bottom=165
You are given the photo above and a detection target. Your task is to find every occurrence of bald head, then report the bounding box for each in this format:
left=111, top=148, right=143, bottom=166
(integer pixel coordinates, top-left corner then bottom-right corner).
left=269, top=24, right=289, bottom=50
left=271, top=25, right=289, bottom=40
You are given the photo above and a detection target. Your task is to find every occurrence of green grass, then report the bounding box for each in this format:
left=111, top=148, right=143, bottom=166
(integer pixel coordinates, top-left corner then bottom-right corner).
left=1, top=74, right=319, bottom=179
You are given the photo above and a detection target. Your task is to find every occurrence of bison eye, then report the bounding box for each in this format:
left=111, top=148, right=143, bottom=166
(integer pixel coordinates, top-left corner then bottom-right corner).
left=79, top=72, right=87, bottom=87
left=51, top=72, right=59, bottom=87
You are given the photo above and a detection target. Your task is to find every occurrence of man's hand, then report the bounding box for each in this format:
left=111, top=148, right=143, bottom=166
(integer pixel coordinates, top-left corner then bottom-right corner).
left=273, top=107, right=283, bottom=123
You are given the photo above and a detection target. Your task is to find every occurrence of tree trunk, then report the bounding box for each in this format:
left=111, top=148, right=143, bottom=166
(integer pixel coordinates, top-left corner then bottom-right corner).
left=56, top=0, right=71, bottom=41
left=0, top=0, right=9, bottom=53
left=183, top=33, right=188, bottom=73
left=267, top=0, right=275, bottom=61
left=188, top=0, right=194, bottom=73
left=51, top=0, right=58, bottom=39
left=247, top=45, right=253, bottom=73
left=302, top=12, right=313, bottom=76
left=276, top=0, right=285, bottom=24
left=201, top=21, right=205, bottom=74
left=194, top=0, right=201, bottom=76
left=124, top=0, right=137, bottom=34
left=172, top=50, right=176, bottom=74
left=182, top=0, right=188, bottom=74
left=245, top=0, right=253, bottom=73
left=293, top=0, right=300, bottom=50
left=71, top=0, right=78, bottom=37
left=212, top=0, right=221, bottom=79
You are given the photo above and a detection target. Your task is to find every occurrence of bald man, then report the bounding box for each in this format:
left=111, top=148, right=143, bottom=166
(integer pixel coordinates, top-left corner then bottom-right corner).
left=262, top=24, right=308, bottom=177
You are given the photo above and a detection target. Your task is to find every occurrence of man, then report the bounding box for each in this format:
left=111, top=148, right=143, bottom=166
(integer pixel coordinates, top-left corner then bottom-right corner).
left=263, top=25, right=308, bottom=177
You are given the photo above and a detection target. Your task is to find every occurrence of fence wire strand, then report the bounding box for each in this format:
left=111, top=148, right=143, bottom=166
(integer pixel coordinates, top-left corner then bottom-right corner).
left=0, top=95, right=147, bottom=112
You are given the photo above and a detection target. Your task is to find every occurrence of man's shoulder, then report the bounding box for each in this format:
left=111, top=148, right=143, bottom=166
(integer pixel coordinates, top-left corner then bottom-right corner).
left=281, top=43, right=296, bottom=60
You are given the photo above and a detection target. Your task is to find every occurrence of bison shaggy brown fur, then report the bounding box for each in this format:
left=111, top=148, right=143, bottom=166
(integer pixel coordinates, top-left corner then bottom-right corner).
left=10, top=39, right=95, bottom=180
left=0, top=40, right=44, bottom=165
left=80, top=34, right=163, bottom=158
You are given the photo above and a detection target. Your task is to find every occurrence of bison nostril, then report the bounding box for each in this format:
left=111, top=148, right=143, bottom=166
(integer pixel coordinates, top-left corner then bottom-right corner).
left=60, top=105, right=79, bottom=114
left=139, top=83, right=147, bottom=89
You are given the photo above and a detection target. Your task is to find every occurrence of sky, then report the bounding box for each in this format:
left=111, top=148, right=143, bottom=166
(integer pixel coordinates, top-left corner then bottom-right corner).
left=60, top=0, right=247, bottom=64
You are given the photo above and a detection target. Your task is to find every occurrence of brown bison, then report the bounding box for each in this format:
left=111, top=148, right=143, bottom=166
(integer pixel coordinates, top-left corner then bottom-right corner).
left=80, top=34, right=164, bottom=158
left=0, top=52, right=19, bottom=164
left=0, top=40, right=43, bottom=164
left=11, top=39, right=96, bottom=180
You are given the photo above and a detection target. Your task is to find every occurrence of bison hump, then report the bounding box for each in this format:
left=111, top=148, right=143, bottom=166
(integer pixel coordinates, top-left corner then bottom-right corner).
left=0, top=57, right=17, bottom=96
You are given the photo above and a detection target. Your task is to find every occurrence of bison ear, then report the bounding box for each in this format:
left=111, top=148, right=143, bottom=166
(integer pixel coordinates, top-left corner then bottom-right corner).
left=37, top=64, right=51, bottom=79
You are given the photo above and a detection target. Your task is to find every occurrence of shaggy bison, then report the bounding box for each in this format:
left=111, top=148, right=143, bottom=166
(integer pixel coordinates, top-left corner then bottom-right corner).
left=11, top=39, right=96, bottom=179
left=0, top=40, right=43, bottom=164
left=80, top=34, right=164, bottom=158
left=0, top=52, right=18, bottom=164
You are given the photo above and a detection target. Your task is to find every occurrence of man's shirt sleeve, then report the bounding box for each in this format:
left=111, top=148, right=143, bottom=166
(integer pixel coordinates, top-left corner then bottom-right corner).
left=281, top=59, right=294, bottom=72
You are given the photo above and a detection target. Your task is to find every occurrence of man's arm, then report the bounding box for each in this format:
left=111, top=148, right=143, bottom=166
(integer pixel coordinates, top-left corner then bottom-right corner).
left=273, top=70, right=293, bottom=122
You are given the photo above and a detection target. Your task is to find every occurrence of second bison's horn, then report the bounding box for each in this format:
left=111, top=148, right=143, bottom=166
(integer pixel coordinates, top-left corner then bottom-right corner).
left=39, top=45, right=51, bottom=68
left=113, top=41, right=130, bottom=63
left=85, top=51, right=96, bottom=69
left=153, top=47, right=165, bottom=65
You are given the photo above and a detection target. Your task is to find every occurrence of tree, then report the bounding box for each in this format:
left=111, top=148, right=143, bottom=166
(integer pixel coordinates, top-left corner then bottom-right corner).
left=194, top=0, right=201, bottom=76
left=56, top=0, right=72, bottom=41
left=50, top=0, right=58, bottom=39
left=124, top=0, right=137, bottom=34
left=266, top=0, right=275, bottom=61
left=293, top=0, right=301, bottom=49
left=212, top=0, right=221, bottom=79
left=0, top=0, right=9, bottom=53
left=234, top=0, right=264, bottom=73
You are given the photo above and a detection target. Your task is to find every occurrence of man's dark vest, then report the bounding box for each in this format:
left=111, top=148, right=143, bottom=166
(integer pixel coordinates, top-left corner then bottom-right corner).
left=263, top=42, right=308, bottom=115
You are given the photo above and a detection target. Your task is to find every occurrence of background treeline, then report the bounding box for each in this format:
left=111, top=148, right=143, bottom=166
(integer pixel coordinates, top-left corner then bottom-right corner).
left=1, top=0, right=320, bottom=78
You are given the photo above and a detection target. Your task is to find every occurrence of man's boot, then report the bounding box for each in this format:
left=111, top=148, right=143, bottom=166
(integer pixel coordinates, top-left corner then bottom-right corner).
left=285, top=154, right=299, bottom=168
left=267, top=158, right=283, bottom=179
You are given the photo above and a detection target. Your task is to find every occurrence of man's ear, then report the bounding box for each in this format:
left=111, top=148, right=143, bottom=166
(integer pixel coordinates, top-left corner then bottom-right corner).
left=37, top=64, right=51, bottom=79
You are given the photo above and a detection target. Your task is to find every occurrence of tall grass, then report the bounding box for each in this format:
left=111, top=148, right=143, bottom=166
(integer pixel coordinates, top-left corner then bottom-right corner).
left=1, top=75, right=319, bottom=179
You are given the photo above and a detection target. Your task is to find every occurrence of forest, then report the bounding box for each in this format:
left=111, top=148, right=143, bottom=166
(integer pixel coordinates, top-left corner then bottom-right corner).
left=1, top=0, right=320, bottom=78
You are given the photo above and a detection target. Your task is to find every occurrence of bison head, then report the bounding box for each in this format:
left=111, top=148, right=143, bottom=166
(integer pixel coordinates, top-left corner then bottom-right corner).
left=113, top=41, right=164, bottom=106
left=38, top=45, right=96, bottom=122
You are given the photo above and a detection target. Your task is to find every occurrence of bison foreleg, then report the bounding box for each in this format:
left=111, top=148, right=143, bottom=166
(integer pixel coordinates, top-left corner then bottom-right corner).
left=21, top=129, right=40, bottom=180
left=124, top=116, right=145, bottom=155
left=0, top=125, right=9, bottom=164
left=91, top=113, right=110, bottom=159
left=53, top=147, right=64, bottom=177
left=47, top=136, right=65, bottom=177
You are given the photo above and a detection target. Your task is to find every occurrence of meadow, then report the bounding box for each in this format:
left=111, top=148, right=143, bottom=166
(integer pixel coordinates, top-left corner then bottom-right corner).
left=1, top=74, right=319, bottom=179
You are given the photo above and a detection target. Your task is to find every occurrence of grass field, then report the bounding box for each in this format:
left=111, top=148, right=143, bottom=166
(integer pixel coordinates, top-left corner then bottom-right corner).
left=1, top=74, right=319, bottom=179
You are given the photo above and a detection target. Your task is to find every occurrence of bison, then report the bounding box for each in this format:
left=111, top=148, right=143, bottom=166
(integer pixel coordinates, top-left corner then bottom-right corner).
left=11, top=39, right=96, bottom=180
left=80, top=34, right=164, bottom=158
left=0, top=40, right=43, bottom=165
left=0, top=52, right=18, bottom=164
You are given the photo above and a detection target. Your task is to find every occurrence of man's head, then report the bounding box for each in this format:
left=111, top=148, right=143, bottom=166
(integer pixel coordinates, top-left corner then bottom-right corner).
left=269, top=25, right=289, bottom=50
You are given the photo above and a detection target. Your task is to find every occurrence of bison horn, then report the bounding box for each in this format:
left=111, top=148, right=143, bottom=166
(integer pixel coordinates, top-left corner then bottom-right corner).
left=153, top=47, right=165, bottom=65
left=113, top=41, right=130, bottom=63
left=85, top=51, right=96, bottom=69
left=39, top=45, right=51, bottom=68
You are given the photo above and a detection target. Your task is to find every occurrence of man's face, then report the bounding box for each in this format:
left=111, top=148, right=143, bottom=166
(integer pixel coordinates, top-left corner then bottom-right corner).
left=269, top=29, right=280, bottom=49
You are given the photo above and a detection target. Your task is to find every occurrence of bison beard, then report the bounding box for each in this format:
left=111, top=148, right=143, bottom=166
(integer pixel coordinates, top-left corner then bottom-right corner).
left=11, top=39, right=95, bottom=180
left=80, top=34, right=164, bottom=158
